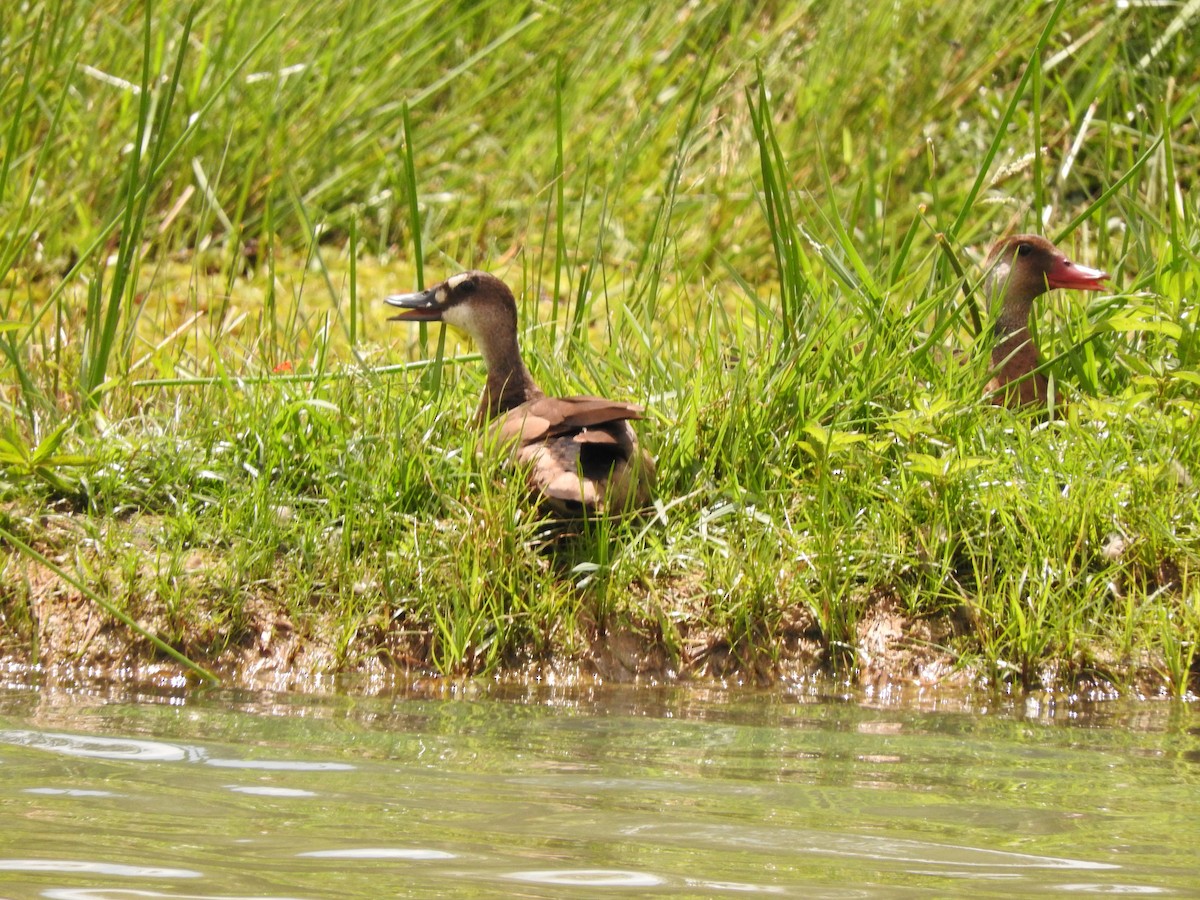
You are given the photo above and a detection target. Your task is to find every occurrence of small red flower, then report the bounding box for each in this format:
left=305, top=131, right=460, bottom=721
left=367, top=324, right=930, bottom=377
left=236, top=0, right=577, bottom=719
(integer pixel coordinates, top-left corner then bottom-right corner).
left=272, top=360, right=294, bottom=374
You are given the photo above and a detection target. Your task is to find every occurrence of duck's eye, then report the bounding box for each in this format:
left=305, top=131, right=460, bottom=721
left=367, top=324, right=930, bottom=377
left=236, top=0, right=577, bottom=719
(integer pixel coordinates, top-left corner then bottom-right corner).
left=1016, top=243, right=1032, bottom=257
left=445, top=272, right=478, bottom=293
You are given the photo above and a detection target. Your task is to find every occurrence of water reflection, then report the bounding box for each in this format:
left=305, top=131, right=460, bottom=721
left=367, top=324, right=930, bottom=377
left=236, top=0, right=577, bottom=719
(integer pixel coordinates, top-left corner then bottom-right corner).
left=0, top=677, right=1196, bottom=898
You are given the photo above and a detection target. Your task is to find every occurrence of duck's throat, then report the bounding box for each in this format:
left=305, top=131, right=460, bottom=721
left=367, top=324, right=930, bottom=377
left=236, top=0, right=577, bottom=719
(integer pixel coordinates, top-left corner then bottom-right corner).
left=478, top=338, right=543, bottom=420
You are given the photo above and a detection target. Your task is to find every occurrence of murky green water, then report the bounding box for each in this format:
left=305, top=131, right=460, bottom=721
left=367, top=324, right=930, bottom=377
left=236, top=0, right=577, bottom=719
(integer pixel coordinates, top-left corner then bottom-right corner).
left=1, top=677, right=1197, bottom=898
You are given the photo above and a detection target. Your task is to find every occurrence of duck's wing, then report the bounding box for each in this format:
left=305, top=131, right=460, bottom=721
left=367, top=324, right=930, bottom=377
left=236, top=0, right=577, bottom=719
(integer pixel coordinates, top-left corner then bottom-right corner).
left=492, top=396, right=645, bottom=445
left=495, top=397, right=654, bottom=516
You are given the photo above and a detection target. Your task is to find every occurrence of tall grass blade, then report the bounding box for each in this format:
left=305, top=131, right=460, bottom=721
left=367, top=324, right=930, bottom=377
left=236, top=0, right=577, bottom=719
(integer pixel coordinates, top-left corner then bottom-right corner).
left=948, top=0, right=1067, bottom=240
left=747, top=73, right=807, bottom=350
left=1053, top=134, right=1164, bottom=242
left=19, top=11, right=285, bottom=346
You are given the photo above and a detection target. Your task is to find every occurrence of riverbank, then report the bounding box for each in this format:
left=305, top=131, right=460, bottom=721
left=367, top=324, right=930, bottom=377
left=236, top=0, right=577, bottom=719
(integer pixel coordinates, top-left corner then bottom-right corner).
left=2, top=1, right=1197, bottom=698
left=0, top=479, right=1188, bottom=697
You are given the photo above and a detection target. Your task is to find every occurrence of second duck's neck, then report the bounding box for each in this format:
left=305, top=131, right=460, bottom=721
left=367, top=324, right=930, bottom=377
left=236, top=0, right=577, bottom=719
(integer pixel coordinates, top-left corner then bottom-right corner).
left=477, top=331, right=543, bottom=421
left=991, top=301, right=1035, bottom=368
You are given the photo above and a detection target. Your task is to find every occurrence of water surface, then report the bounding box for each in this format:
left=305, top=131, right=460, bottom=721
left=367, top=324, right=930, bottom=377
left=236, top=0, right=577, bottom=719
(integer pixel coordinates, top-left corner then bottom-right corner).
left=1, top=676, right=1197, bottom=898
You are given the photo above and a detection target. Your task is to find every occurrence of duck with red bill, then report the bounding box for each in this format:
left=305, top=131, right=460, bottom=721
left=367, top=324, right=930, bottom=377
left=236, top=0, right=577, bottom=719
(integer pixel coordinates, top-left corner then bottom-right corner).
left=982, top=234, right=1109, bottom=407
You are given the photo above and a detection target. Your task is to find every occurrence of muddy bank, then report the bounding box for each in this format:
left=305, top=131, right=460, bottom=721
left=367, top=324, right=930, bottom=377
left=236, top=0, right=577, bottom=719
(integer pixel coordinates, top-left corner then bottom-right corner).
left=2, top=552, right=1186, bottom=699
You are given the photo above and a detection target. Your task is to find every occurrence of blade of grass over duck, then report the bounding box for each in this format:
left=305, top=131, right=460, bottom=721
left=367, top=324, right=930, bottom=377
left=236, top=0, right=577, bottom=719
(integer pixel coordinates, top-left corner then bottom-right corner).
left=398, top=98, right=450, bottom=396
left=0, top=524, right=219, bottom=684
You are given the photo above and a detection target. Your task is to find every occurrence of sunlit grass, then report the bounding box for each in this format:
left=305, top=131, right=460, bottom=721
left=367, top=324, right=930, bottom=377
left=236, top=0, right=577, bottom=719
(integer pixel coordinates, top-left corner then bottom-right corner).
left=1, top=0, right=1198, bottom=693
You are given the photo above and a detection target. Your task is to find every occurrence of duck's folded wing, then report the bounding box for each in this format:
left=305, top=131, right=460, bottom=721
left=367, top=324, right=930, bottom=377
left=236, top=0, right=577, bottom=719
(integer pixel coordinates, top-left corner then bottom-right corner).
left=492, top=396, right=645, bottom=445
left=515, top=423, right=653, bottom=514
left=495, top=396, right=653, bottom=515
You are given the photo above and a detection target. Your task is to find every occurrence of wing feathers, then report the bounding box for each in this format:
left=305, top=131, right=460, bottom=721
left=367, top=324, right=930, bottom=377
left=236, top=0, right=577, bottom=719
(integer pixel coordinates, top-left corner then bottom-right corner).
left=499, top=396, right=654, bottom=516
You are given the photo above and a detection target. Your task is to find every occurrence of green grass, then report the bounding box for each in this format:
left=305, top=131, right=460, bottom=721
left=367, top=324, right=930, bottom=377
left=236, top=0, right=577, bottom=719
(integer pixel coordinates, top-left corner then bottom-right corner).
left=1, top=0, right=1199, bottom=694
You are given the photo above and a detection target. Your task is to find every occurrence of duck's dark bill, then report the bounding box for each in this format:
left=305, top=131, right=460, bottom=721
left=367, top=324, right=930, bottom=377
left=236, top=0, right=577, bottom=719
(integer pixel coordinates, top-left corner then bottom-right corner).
left=385, top=288, right=444, bottom=322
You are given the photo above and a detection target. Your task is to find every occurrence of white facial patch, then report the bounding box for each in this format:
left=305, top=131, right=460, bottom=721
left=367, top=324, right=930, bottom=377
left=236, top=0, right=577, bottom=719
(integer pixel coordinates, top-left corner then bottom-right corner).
left=446, top=272, right=472, bottom=289
left=442, top=302, right=473, bottom=332
left=989, top=260, right=1012, bottom=294
left=434, top=287, right=448, bottom=304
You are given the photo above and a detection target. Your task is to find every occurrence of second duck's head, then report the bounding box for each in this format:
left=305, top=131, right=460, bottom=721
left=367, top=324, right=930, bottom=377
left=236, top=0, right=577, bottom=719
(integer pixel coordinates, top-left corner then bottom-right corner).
left=985, top=234, right=1108, bottom=313
left=385, top=271, right=518, bottom=352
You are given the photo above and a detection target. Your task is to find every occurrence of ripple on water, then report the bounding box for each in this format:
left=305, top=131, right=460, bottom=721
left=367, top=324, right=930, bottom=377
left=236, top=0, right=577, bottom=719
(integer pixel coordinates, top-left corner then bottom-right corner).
left=504, top=868, right=666, bottom=887
left=622, top=823, right=1121, bottom=872
left=224, top=785, right=318, bottom=797
left=205, top=758, right=355, bottom=771
left=298, top=848, right=456, bottom=860
left=0, top=729, right=200, bottom=762
left=23, top=787, right=121, bottom=797
left=43, top=892, right=309, bottom=900
left=0, top=859, right=200, bottom=878
left=1054, top=886, right=1168, bottom=895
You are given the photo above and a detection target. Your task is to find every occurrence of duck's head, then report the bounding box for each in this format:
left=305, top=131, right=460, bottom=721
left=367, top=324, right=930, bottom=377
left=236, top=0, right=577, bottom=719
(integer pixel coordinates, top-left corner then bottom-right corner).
left=985, top=234, right=1109, bottom=309
left=385, top=271, right=518, bottom=348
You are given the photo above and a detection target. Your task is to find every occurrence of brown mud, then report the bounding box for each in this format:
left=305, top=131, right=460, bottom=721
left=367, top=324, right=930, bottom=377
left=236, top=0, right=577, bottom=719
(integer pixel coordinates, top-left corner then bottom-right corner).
left=2, top=538, right=1186, bottom=702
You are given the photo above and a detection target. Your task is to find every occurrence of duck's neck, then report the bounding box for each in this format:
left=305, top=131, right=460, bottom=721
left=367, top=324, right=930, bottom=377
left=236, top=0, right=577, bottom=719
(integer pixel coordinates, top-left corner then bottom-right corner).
left=991, top=301, right=1035, bottom=372
left=477, top=332, right=543, bottom=421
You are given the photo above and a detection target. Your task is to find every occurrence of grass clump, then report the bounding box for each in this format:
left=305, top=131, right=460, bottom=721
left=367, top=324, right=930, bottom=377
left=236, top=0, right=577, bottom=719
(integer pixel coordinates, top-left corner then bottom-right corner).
left=1, top=0, right=1199, bottom=695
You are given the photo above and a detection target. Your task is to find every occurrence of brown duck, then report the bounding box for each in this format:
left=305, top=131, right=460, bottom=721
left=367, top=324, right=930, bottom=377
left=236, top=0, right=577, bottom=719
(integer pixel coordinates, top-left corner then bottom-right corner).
left=386, top=271, right=654, bottom=517
left=982, top=234, right=1109, bottom=406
